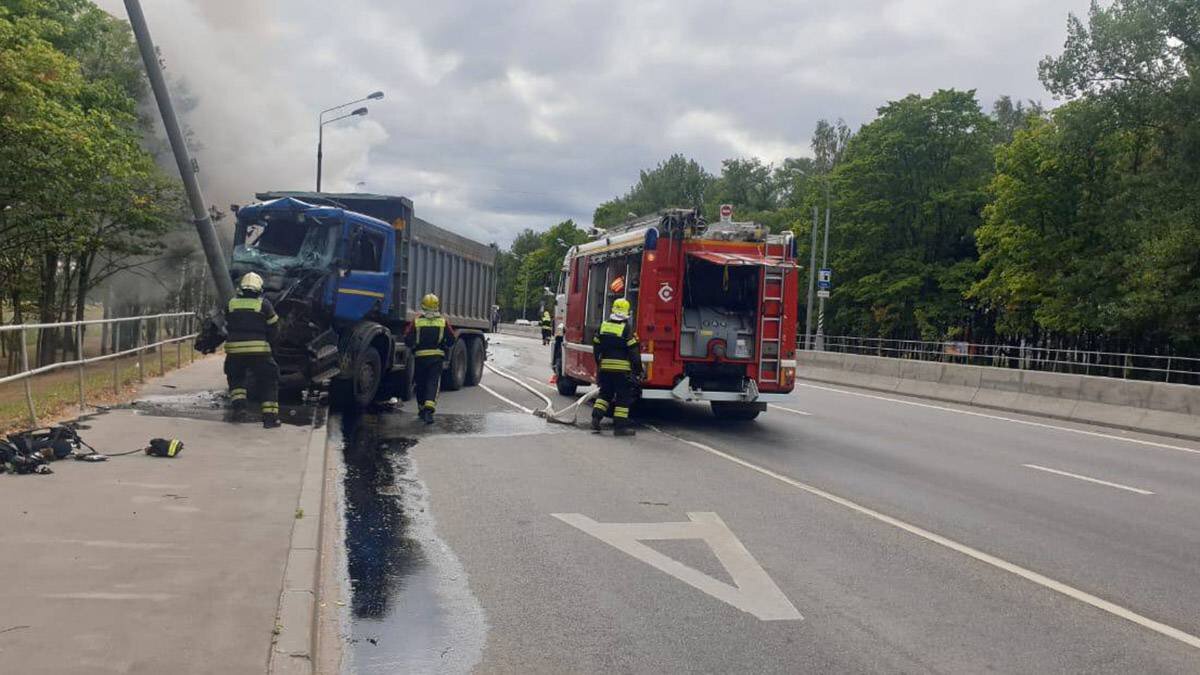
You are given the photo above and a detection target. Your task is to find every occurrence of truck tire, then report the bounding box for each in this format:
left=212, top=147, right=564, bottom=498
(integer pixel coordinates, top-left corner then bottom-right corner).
left=441, top=339, right=467, bottom=391
left=378, top=349, right=414, bottom=402
left=710, top=401, right=762, bottom=421
left=554, top=347, right=578, bottom=397
left=332, top=347, right=382, bottom=409
left=463, top=337, right=485, bottom=387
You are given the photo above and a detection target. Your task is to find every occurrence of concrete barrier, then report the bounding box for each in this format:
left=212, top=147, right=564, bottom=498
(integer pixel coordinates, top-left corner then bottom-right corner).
left=796, top=351, right=1200, bottom=441
left=498, top=323, right=543, bottom=339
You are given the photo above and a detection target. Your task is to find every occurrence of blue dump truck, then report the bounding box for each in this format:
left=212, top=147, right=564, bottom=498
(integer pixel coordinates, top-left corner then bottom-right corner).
left=226, top=192, right=496, bottom=407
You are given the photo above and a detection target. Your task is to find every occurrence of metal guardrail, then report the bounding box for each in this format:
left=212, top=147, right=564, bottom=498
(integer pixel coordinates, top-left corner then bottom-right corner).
left=0, top=312, right=200, bottom=426
left=816, top=335, right=1200, bottom=386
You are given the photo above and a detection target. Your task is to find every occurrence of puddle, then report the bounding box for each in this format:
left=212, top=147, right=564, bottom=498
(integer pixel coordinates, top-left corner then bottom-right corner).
left=118, top=391, right=325, bottom=428
left=339, top=411, right=485, bottom=674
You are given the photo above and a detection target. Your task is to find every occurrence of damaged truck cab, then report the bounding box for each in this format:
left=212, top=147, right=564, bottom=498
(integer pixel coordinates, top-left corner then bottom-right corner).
left=229, top=193, right=495, bottom=408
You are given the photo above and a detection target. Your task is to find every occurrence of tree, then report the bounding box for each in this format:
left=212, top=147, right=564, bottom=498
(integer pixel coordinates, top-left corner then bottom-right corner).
left=594, top=154, right=714, bottom=227
left=828, top=90, right=996, bottom=340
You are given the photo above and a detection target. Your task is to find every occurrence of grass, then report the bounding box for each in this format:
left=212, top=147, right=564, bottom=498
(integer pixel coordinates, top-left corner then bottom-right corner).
left=0, top=341, right=200, bottom=434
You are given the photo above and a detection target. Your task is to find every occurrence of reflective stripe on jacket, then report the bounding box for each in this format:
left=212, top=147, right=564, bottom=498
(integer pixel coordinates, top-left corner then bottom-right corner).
left=225, top=295, right=277, bottom=354
left=592, top=319, right=639, bottom=374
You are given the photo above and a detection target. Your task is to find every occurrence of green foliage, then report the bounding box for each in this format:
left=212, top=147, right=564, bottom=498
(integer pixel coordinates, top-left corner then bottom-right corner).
left=0, top=1, right=188, bottom=335
left=593, top=154, right=714, bottom=227
left=495, top=220, right=590, bottom=320
left=828, top=90, right=996, bottom=339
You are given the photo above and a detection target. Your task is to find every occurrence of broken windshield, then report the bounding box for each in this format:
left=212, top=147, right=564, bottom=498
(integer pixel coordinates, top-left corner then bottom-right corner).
left=233, top=214, right=340, bottom=272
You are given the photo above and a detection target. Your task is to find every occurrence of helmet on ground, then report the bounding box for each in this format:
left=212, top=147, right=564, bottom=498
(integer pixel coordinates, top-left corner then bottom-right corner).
left=239, top=272, right=264, bottom=293
left=610, top=298, right=631, bottom=320
left=421, top=293, right=440, bottom=312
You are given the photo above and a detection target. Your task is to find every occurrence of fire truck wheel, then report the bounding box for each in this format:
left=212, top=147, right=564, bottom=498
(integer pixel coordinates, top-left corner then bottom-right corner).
left=555, top=374, right=578, bottom=397
left=710, top=401, right=762, bottom=421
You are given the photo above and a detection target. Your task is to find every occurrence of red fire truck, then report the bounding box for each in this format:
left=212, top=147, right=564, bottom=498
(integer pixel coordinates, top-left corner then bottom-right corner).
left=551, top=209, right=800, bottom=420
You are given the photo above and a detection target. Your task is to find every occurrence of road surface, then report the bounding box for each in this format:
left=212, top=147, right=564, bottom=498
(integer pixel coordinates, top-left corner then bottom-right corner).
left=335, top=332, right=1200, bottom=673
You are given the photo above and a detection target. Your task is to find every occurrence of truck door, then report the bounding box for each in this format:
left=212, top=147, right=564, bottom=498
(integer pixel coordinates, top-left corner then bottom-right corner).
left=335, top=224, right=391, bottom=321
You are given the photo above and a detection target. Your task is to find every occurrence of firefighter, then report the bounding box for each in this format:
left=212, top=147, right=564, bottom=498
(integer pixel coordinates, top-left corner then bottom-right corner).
left=540, top=309, right=553, bottom=345
left=224, top=272, right=280, bottom=428
left=591, top=297, right=641, bottom=437
left=404, top=293, right=456, bottom=424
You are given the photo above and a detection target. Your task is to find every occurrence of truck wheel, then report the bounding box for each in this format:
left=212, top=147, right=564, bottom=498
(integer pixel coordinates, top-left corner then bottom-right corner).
left=554, top=348, right=578, bottom=397
left=710, top=401, right=762, bottom=421
left=333, top=348, right=382, bottom=409
left=441, top=340, right=467, bottom=391
left=378, top=350, right=414, bottom=402
left=463, top=337, right=485, bottom=387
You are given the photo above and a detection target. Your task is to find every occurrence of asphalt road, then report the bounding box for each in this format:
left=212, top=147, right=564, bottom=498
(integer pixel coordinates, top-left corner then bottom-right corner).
left=340, top=332, right=1200, bottom=674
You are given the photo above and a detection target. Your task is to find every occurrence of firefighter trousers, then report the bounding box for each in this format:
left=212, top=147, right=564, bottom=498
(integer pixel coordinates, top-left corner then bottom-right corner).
left=224, top=353, right=279, bottom=416
left=593, top=371, right=638, bottom=428
left=413, top=356, right=443, bottom=413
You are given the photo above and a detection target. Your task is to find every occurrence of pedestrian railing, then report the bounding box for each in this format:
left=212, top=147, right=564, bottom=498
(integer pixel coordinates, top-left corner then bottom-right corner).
left=814, top=335, right=1200, bottom=386
left=0, top=312, right=200, bottom=426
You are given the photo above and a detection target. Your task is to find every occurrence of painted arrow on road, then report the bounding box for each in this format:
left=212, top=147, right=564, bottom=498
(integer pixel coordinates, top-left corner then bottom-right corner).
left=552, top=511, right=802, bottom=621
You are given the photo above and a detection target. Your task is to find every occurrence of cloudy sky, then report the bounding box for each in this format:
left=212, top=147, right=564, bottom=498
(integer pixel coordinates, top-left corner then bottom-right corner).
left=99, top=0, right=1090, bottom=245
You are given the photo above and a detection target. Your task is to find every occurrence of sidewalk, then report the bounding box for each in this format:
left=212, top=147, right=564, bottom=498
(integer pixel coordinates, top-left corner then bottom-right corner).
left=0, top=356, right=323, bottom=675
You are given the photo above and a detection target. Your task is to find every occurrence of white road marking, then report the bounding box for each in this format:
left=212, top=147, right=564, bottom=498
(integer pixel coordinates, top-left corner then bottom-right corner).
left=478, top=382, right=534, bottom=414
left=768, top=404, right=812, bottom=416
left=553, top=511, right=801, bottom=621
left=647, top=424, right=1200, bottom=650
left=1021, top=464, right=1155, bottom=495
left=794, top=382, right=1200, bottom=456
left=44, top=592, right=175, bottom=601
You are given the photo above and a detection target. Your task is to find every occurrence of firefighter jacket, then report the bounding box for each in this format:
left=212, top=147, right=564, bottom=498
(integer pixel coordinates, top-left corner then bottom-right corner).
left=592, top=319, right=641, bottom=376
left=540, top=314, right=552, bottom=330
left=224, top=293, right=278, bottom=355
left=405, top=313, right=456, bottom=360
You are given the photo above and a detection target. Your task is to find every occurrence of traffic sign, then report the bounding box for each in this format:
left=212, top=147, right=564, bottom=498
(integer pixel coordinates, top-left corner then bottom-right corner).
left=719, top=204, right=733, bottom=221
left=817, top=289, right=830, bottom=299
left=817, top=268, right=832, bottom=292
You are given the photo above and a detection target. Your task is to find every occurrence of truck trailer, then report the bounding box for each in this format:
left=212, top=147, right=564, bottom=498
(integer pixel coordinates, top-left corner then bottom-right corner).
left=225, top=192, right=496, bottom=407
left=552, top=209, right=799, bottom=420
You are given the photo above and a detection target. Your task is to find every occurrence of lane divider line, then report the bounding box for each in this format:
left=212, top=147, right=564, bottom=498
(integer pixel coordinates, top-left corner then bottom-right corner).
left=794, top=382, right=1200, bottom=457
left=768, top=404, right=812, bottom=416
left=478, top=382, right=534, bottom=414
left=1021, top=464, right=1155, bottom=495
left=646, top=424, right=1200, bottom=651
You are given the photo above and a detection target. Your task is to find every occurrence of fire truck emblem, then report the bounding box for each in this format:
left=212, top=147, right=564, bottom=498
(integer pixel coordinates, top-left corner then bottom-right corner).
left=658, top=282, right=674, bottom=302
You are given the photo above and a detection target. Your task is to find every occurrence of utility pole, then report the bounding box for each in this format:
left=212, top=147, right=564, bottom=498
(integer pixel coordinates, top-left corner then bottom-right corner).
left=803, top=205, right=818, bottom=350
left=124, top=0, right=234, bottom=305
left=811, top=200, right=830, bottom=348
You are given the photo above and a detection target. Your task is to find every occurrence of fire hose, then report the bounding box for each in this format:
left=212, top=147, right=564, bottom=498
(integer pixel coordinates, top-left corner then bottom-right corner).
left=482, top=362, right=598, bottom=424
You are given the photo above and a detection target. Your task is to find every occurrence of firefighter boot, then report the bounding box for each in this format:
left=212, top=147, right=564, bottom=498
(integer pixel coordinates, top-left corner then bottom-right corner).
left=231, top=398, right=247, bottom=423
left=262, top=413, right=281, bottom=429
left=591, top=410, right=603, bottom=432
left=613, top=425, right=636, bottom=437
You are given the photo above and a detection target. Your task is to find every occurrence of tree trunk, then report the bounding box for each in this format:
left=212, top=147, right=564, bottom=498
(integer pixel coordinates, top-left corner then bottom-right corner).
left=74, top=253, right=94, bottom=359
left=37, top=251, right=59, bottom=366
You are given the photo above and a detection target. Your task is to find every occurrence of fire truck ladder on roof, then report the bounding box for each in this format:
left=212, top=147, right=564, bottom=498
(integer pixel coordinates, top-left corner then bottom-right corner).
left=758, top=266, right=785, bottom=384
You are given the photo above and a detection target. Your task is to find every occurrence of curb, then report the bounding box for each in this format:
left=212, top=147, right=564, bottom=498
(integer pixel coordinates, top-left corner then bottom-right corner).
left=269, top=419, right=333, bottom=675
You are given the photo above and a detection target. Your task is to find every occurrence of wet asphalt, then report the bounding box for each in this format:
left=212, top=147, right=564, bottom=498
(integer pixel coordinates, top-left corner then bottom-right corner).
left=333, top=333, right=1200, bottom=674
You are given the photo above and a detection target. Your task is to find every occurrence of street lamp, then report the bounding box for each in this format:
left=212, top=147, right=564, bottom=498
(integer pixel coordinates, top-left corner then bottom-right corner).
left=316, top=91, right=383, bottom=191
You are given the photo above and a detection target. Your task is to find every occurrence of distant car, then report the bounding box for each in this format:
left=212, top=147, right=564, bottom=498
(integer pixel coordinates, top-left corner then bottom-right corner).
left=514, top=319, right=534, bottom=326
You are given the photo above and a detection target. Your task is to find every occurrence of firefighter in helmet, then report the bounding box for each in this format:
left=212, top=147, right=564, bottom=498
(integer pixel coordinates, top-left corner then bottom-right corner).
left=540, top=309, right=553, bottom=345
left=224, top=272, right=280, bottom=428
left=404, top=293, right=456, bottom=424
left=591, top=297, right=641, bottom=436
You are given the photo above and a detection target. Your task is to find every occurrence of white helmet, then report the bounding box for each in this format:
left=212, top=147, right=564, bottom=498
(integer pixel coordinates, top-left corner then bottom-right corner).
left=239, top=272, right=264, bottom=293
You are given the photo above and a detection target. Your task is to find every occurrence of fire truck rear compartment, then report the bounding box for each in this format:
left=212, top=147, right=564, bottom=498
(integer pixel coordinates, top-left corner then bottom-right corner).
left=680, top=259, right=759, bottom=363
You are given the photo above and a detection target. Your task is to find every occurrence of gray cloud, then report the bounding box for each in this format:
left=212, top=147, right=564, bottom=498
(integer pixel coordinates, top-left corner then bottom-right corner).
left=99, top=0, right=1088, bottom=245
